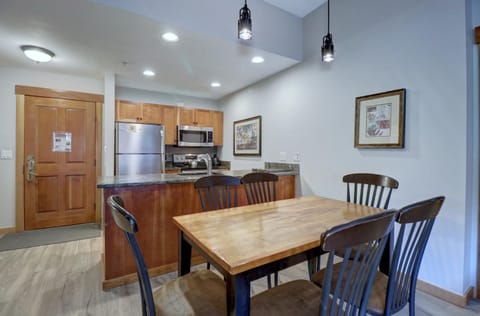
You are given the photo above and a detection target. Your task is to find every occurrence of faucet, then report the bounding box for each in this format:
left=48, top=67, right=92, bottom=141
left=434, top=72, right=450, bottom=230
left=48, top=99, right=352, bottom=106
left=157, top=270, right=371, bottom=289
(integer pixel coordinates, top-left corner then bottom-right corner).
left=197, top=154, right=212, bottom=175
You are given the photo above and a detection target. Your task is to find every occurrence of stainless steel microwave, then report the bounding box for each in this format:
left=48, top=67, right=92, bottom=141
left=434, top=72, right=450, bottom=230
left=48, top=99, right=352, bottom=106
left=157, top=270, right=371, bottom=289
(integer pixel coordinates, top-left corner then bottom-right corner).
left=177, top=125, right=214, bottom=147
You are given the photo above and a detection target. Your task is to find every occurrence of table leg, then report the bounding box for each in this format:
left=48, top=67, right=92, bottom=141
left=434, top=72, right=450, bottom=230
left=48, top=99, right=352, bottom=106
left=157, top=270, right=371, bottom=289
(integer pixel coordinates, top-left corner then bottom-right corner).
left=178, top=231, right=192, bottom=276
left=380, top=230, right=394, bottom=275
left=226, top=274, right=250, bottom=316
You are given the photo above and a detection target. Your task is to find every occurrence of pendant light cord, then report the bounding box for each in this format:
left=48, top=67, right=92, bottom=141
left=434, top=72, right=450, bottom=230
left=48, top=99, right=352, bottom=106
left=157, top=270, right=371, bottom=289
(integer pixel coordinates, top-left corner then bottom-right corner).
left=327, top=0, right=330, bottom=34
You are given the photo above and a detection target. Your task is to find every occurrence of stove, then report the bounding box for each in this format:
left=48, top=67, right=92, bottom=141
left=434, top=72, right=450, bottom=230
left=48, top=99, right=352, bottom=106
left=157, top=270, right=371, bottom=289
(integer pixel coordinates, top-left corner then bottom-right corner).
left=173, top=154, right=208, bottom=170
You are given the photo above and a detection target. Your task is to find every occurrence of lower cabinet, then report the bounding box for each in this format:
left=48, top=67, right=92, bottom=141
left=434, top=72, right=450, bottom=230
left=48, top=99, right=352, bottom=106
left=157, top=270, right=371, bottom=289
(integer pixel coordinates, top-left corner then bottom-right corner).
left=101, top=175, right=295, bottom=289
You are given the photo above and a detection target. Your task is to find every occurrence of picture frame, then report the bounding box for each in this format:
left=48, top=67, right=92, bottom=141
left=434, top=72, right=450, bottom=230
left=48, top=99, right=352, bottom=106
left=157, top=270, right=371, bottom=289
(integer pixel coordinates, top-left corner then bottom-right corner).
left=354, top=88, right=406, bottom=148
left=233, top=115, right=262, bottom=156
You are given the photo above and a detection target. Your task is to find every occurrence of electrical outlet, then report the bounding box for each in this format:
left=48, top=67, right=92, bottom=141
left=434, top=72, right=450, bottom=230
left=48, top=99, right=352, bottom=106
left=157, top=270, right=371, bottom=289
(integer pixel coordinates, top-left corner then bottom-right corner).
left=293, top=152, right=301, bottom=162
left=280, top=152, right=287, bottom=162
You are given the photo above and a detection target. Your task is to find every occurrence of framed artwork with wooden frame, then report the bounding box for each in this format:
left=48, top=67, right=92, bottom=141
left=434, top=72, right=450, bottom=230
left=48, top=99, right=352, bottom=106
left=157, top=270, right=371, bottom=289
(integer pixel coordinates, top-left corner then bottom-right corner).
left=233, top=115, right=262, bottom=156
left=354, top=89, right=406, bottom=148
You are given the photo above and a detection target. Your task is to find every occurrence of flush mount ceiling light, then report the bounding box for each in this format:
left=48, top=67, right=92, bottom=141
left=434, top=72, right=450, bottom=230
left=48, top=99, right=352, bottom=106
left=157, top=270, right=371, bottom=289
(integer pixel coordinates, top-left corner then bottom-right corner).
left=143, top=70, right=155, bottom=77
left=321, top=0, right=334, bottom=63
left=211, top=82, right=221, bottom=88
left=162, top=32, right=179, bottom=42
left=238, top=0, right=252, bottom=40
left=251, top=56, right=264, bottom=64
left=20, top=45, right=55, bottom=63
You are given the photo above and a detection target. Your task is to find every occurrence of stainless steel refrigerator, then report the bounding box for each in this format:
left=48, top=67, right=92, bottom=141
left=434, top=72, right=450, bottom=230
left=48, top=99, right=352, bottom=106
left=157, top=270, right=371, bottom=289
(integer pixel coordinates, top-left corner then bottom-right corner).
left=115, top=122, right=165, bottom=175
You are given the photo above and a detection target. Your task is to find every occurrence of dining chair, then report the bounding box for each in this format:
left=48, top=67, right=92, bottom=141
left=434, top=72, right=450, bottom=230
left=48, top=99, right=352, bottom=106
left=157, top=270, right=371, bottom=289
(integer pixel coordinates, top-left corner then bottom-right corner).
left=194, top=174, right=241, bottom=270
left=107, top=195, right=226, bottom=316
left=343, top=173, right=399, bottom=209
left=194, top=174, right=241, bottom=212
left=240, top=172, right=279, bottom=288
left=250, top=209, right=397, bottom=316
left=311, top=196, right=445, bottom=316
left=308, top=173, right=400, bottom=278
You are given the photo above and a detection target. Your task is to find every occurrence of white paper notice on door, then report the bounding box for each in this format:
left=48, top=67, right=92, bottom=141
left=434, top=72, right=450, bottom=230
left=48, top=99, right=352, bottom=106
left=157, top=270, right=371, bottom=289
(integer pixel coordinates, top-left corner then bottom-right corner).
left=52, top=132, right=72, bottom=152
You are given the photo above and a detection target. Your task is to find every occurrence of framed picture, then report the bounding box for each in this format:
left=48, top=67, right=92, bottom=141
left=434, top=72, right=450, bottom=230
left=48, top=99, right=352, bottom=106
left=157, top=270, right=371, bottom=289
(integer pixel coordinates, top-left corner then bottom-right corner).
left=233, top=115, right=262, bottom=156
left=354, top=89, right=406, bottom=148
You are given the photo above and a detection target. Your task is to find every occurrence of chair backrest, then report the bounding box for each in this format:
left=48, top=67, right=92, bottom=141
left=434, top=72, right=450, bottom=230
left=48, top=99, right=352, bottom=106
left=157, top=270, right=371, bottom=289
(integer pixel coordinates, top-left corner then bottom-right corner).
left=382, top=196, right=444, bottom=315
left=343, top=173, right=399, bottom=209
left=240, top=172, right=278, bottom=204
left=194, top=175, right=241, bottom=211
left=320, top=210, right=397, bottom=316
left=107, top=195, right=156, bottom=316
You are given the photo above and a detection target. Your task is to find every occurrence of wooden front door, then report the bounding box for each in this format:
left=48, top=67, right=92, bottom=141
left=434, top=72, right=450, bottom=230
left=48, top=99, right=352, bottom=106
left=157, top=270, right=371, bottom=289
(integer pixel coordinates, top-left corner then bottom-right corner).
left=24, top=96, right=96, bottom=230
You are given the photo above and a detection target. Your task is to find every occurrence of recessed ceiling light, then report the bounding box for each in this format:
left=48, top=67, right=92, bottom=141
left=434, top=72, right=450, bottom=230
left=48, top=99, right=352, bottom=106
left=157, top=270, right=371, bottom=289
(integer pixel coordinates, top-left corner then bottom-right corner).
left=162, top=32, right=179, bottom=42
left=251, top=56, right=264, bottom=64
left=211, top=82, right=221, bottom=88
left=20, top=45, right=55, bottom=63
left=143, top=70, right=155, bottom=77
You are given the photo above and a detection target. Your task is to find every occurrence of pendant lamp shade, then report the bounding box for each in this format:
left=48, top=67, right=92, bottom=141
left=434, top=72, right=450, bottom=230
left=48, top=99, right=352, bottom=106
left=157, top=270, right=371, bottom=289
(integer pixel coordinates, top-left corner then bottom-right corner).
left=238, top=1, right=252, bottom=40
left=322, top=0, right=334, bottom=62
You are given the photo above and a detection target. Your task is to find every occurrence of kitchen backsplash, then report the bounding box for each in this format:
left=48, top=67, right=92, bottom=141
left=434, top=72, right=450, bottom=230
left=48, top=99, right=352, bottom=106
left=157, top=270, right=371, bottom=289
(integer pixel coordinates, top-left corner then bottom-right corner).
left=165, top=145, right=217, bottom=162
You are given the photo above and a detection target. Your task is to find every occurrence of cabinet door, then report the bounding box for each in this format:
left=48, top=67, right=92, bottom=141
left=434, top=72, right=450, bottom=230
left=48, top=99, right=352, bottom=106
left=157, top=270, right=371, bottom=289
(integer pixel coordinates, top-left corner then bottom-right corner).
left=212, top=110, right=223, bottom=146
left=194, top=109, right=212, bottom=127
left=161, top=105, right=177, bottom=145
left=116, top=100, right=142, bottom=122
left=178, top=108, right=195, bottom=126
left=141, top=103, right=163, bottom=124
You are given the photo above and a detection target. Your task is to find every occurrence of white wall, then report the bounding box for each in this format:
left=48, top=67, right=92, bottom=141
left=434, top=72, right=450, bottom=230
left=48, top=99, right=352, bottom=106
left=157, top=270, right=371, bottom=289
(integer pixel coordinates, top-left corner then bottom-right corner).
left=220, top=0, right=473, bottom=295
left=0, top=66, right=103, bottom=228
left=116, top=86, right=220, bottom=110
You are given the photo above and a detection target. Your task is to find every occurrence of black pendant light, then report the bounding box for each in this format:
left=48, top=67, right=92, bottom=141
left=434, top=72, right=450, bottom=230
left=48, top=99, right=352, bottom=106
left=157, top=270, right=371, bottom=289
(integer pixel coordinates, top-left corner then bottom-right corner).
left=238, top=0, right=252, bottom=40
left=322, top=0, right=334, bottom=62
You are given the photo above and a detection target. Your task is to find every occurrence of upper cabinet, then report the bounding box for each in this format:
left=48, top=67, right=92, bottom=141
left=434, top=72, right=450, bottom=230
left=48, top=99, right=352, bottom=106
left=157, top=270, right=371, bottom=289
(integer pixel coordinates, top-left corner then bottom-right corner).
left=211, top=110, right=223, bottom=146
left=178, top=108, right=212, bottom=127
left=116, top=100, right=223, bottom=146
left=116, top=100, right=162, bottom=124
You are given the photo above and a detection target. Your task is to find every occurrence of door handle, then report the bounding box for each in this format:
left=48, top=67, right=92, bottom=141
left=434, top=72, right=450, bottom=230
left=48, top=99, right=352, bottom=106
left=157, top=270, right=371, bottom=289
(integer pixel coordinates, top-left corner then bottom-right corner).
left=26, top=154, right=36, bottom=182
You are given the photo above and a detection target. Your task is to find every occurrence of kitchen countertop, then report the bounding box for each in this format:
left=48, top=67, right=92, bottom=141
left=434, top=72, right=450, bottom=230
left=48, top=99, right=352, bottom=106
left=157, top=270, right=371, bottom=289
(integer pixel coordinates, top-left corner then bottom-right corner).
left=97, top=169, right=298, bottom=188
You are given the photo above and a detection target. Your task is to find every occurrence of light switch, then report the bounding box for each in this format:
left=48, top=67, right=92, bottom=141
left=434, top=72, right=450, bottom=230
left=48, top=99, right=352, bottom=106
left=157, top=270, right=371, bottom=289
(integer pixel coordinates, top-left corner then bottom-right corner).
left=0, top=149, right=13, bottom=160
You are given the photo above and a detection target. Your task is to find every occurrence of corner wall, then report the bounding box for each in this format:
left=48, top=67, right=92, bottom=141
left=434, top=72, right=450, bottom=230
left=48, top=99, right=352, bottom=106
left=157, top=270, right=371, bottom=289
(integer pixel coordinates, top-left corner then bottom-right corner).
left=220, top=0, right=472, bottom=295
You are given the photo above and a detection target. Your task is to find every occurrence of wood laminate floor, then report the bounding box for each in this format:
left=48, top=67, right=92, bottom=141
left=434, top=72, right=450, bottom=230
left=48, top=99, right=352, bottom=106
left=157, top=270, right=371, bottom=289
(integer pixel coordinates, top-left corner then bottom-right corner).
left=0, top=237, right=478, bottom=316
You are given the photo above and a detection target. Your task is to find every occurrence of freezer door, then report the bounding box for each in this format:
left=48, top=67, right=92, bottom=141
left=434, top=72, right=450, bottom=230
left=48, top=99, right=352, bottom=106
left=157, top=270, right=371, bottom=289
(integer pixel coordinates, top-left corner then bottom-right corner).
left=116, top=122, right=165, bottom=154
left=115, top=154, right=165, bottom=175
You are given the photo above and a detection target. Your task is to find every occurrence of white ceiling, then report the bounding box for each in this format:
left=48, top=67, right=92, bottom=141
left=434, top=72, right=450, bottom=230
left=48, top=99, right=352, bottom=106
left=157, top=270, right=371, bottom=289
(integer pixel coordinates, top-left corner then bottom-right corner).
left=264, top=0, right=327, bottom=17
left=0, top=0, right=325, bottom=100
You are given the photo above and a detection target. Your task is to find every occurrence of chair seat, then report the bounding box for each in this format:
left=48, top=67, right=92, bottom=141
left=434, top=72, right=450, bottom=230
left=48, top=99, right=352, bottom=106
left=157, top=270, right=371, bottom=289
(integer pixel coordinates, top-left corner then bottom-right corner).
left=250, top=280, right=321, bottom=316
left=154, top=269, right=226, bottom=316
left=311, top=262, right=389, bottom=315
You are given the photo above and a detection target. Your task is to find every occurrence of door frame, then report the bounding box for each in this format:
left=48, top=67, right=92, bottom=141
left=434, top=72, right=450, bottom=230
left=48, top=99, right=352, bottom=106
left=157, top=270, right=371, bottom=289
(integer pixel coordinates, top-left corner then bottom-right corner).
left=15, top=85, right=103, bottom=231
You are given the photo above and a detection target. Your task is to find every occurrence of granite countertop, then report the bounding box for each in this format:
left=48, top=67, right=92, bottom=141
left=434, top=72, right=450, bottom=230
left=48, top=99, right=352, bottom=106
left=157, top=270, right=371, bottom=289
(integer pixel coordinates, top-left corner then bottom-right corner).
left=97, top=168, right=299, bottom=188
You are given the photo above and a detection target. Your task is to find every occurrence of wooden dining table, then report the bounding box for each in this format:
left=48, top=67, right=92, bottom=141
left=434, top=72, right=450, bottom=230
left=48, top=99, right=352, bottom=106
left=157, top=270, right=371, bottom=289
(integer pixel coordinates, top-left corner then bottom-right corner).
left=173, top=195, right=388, bottom=316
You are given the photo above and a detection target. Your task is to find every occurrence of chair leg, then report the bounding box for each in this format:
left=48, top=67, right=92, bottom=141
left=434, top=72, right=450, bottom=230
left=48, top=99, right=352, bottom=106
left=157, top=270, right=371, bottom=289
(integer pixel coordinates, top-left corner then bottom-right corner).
left=207, top=262, right=211, bottom=270
left=267, top=274, right=272, bottom=288
left=409, top=296, right=416, bottom=316
left=274, top=272, right=279, bottom=287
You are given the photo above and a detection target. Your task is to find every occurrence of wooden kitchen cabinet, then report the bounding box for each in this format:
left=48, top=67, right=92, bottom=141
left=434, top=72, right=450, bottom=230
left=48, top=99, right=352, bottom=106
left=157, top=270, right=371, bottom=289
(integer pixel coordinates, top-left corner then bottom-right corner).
left=160, top=105, right=177, bottom=145
left=211, top=110, right=223, bottom=145
left=115, top=100, right=161, bottom=124
left=178, top=108, right=211, bottom=127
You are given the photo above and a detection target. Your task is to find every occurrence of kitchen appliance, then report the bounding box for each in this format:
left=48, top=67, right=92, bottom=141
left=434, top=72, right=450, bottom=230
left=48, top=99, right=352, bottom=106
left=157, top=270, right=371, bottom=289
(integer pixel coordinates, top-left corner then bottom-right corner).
left=177, top=125, right=214, bottom=147
left=115, top=122, right=165, bottom=175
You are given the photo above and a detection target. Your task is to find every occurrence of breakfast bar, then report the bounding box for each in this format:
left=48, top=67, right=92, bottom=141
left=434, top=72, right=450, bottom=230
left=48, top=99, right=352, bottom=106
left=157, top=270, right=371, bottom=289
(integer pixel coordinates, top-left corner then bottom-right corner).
left=97, top=169, right=298, bottom=289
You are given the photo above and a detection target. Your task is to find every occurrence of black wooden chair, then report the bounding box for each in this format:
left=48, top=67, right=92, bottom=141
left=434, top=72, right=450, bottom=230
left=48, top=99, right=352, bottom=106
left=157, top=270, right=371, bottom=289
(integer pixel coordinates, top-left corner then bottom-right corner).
left=194, top=174, right=241, bottom=270
left=107, top=195, right=226, bottom=316
left=312, top=196, right=444, bottom=316
left=249, top=210, right=397, bottom=316
left=194, top=174, right=241, bottom=212
left=241, top=172, right=279, bottom=288
left=241, top=172, right=278, bottom=204
left=308, top=173, right=399, bottom=278
left=343, top=173, right=399, bottom=209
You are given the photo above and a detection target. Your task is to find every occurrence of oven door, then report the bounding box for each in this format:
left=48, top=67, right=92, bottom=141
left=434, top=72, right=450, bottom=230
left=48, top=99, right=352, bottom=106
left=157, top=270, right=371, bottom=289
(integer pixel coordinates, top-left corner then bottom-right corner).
left=177, top=125, right=214, bottom=147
